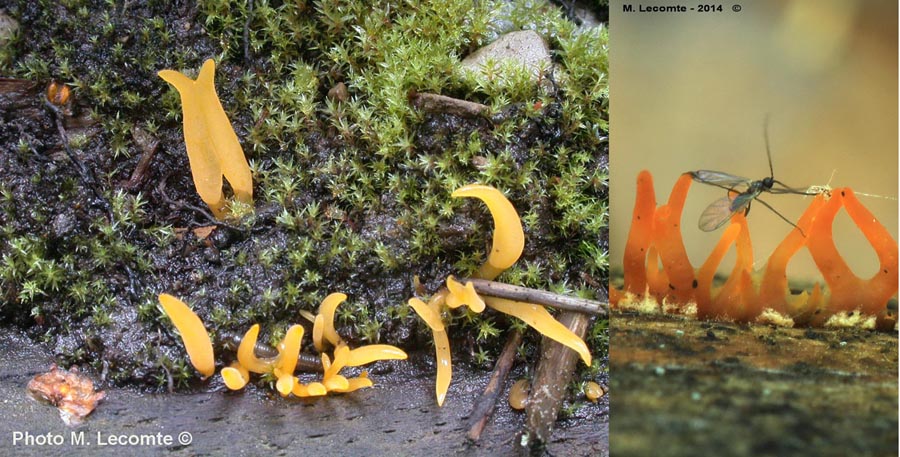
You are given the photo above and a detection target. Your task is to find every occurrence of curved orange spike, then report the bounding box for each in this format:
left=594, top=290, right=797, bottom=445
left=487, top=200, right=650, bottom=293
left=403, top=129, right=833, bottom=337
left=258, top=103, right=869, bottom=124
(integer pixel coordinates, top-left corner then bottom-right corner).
left=623, top=171, right=657, bottom=296
left=758, top=193, right=827, bottom=315
left=652, top=174, right=696, bottom=303
left=695, top=223, right=741, bottom=318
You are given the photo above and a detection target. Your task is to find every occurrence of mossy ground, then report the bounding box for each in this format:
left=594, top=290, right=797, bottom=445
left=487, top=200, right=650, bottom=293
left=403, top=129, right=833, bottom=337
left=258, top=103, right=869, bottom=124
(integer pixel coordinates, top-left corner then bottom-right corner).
left=0, top=0, right=607, bottom=403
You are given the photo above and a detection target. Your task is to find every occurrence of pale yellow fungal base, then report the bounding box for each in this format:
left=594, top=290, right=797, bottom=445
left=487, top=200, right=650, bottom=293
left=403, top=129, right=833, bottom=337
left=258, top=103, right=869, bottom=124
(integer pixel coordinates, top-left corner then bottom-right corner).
left=276, top=325, right=305, bottom=376
left=312, top=314, right=326, bottom=353
left=318, top=293, right=347, bottom=349
left=484, top=297, right=592, bottom=366
left=346, top=345, right=408, bottom=367
left=585, top=381, right=604, bottom=402
left=509, top=379, right=530, bottom=410
left=158, top=59, right=253, bottom=219
left=451, top=184, right=524, bottom=280
left=408, top=298, right=444, bottom=332
left=408, top=297, right=452, bottom=406
left=445, top=276, right=486, bottom=312
left=158, top=294, right=215, bottom=378
left=221, top=363, right=249, bottom=390
left=237, top=324, right=277, bottom=373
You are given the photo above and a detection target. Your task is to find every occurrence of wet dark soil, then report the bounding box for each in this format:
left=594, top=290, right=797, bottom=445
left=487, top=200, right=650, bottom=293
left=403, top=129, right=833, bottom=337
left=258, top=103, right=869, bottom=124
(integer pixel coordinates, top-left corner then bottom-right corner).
left=610, top=311, right=897, bottom=457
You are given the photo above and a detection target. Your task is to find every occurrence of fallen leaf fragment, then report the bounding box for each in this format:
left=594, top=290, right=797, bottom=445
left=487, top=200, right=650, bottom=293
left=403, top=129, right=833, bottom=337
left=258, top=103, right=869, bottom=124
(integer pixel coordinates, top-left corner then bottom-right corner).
left=27, top=365, right=106, bottom=426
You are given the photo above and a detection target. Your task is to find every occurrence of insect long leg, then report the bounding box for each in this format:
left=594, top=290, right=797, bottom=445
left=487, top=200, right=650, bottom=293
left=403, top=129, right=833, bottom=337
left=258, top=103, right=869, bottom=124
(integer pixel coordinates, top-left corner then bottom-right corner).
left=770, top=179, right=819, bottom=195
left=753, top=197, right=807, bottom=237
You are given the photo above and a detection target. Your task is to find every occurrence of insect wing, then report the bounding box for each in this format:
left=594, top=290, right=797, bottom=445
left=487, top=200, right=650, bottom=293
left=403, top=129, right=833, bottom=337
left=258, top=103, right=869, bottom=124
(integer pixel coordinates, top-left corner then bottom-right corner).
left=698, top=196, right=740, bottom=231
left=729, top=190, right=757, bottom=213
left=689, top=170, right=753, bottom=189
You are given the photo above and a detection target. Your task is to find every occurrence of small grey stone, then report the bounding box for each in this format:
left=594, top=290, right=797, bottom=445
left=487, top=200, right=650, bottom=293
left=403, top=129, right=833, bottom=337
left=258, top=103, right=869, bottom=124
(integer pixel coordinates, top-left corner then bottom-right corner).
left=52, top=212, right=77, bottom=239
left=0, top=10, right=18, bottom=47
left=461, top=30, right=551, bottom=81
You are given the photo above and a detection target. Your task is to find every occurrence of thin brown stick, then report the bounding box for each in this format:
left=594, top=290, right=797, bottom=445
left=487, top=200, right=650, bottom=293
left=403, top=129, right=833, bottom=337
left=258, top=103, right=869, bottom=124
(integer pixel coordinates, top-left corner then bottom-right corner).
left=466, top=329, right=523, bottom=442
left=410, top=92, right=490, bottom=118
left=123, top=127, right=159, bottom=190
left=462, top=278, right=607, bottom=316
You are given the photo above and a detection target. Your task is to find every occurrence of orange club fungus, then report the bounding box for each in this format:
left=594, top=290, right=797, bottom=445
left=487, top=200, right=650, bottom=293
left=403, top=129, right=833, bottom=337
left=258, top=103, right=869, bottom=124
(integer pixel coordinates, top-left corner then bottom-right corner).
left=157, top=293, right=407, bottom=397
left=409, top=184, right=593, bottom=406
left=612, top=171, right=898, bottom=330
left=158, top=59, right=253, bottom=219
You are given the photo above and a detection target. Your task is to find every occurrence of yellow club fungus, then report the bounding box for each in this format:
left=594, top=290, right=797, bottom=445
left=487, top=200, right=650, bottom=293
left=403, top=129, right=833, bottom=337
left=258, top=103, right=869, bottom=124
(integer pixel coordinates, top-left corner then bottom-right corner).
left=509, top=379, right=530, bottom=410
left=445, top=276, right=486, bottom=312
left=409, top=297, right=452, bottom=406
left=345, top=345, right=408, bottom=367
left=331, top=372, right=374, bottom=393
left=317, top=293, right=347, bottom=349
left=409, top=184, right=596, bottom=406
left=585, top=381, right=604, bottom=402
left=158, top=293, right=215, bottom=378
left=158, top=59, right=253, bottom=219
left=322, top=346, right=351, bottom=391
left=451, top=184, right=525, bottom=280
left=237, top=324, right=277, bottom=373
left=484, top=297, right=592, bottom=366
left=274, top=325, right=305, bottom=396
left=221, top=363, right=249, bottom=390
left=293, top=381, right=328, bottom=398
left=312, top=314, right=326, bottom=353
left=324, top=344, right=349, bottom=380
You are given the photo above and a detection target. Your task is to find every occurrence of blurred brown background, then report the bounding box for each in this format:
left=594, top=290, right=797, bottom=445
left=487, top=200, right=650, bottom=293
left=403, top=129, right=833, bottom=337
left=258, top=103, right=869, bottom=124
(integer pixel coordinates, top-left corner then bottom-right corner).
left=610, top=0, right=898, bottom=282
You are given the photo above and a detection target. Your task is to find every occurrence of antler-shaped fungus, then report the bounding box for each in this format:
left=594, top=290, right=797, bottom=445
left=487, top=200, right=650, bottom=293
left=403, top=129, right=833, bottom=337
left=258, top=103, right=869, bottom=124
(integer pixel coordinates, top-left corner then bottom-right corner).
left=613, top=170, right=898, bottom=330
left=158, top=59, right=253, bottom=219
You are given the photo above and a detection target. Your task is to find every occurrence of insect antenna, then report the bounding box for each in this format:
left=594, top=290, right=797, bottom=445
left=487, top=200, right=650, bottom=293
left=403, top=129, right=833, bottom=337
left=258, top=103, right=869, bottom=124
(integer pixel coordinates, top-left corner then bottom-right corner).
left=763, top=114, right=774, bottom=179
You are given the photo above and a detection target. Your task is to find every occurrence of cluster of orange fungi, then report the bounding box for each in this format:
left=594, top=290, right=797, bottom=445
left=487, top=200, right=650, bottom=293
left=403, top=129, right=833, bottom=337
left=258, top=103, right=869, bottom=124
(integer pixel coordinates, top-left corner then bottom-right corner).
left=611, top=171, right=898, bottom=331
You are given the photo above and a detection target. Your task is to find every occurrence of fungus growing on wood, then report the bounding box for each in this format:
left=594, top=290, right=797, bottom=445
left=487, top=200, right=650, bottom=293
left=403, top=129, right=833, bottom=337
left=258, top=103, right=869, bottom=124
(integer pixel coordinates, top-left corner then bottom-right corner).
left=408, top=297, right=452, bottom=406
left=313, top=292, right=346, bottom=351
left=158, top=59, right=253, bottom=219
left=158, top=293, right=215, bottom=378
left=613, top=170, right=898, bottom=330
left=409, top=184, right=594, bottom=406
left=483, top=297, right=591, bottom=366
left=446, top=276, right=485, bottom=312
left=159, top=291, right=405, bottom=397
left=221, top=362, right=249, bottom=390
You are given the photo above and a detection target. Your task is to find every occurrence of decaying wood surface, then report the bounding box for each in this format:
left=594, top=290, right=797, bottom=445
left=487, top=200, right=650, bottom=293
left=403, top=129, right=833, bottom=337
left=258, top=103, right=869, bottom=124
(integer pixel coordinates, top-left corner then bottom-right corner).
left=523, top=311, right=592, bottom=449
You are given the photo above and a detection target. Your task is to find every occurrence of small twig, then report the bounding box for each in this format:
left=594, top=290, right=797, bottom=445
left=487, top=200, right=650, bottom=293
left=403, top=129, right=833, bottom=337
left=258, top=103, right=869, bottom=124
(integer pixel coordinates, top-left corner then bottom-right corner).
left=45, top=100, right=112, bottom=218
left=410, top=92, right=490, bottom=118
left=123, top=128, right=159, bottom=191
left=243, top=0, right=254, bottom=66
left=466, top=330, right=523, bottom=442
left=461, top=278, right=607, bottom=316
